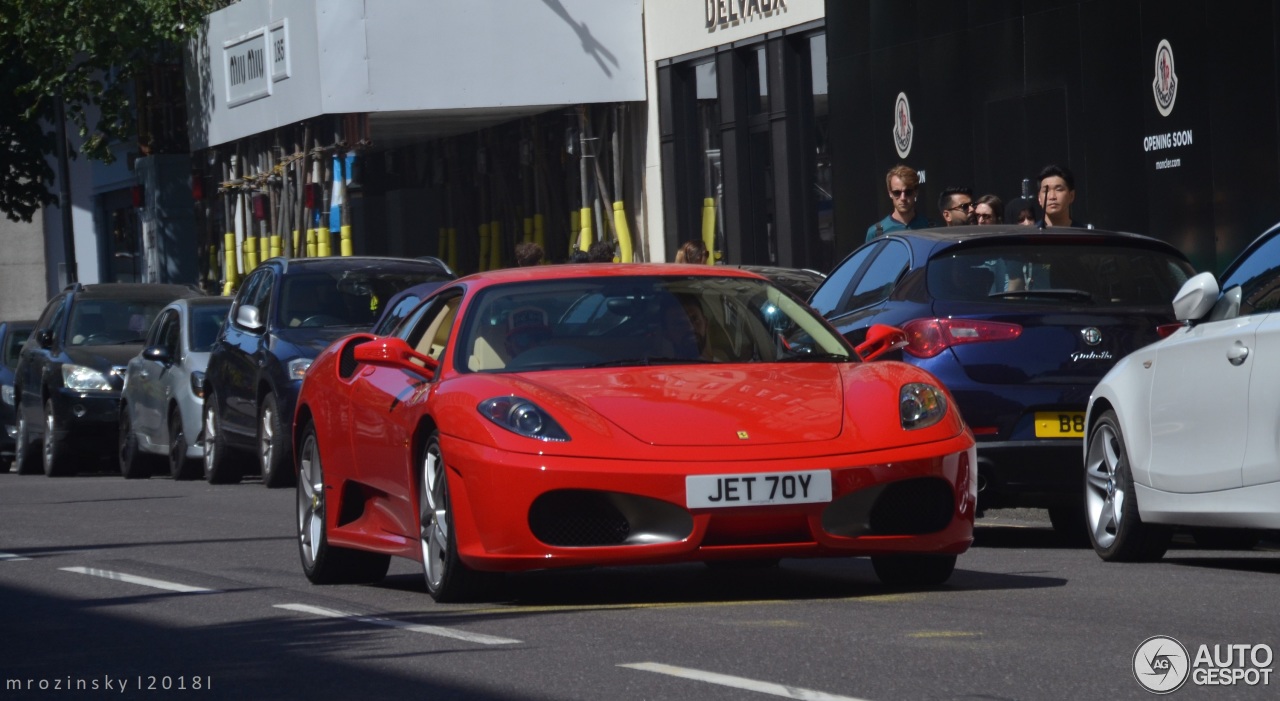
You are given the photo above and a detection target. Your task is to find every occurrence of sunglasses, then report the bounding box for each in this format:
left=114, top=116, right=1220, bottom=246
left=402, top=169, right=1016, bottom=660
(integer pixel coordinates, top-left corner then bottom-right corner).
left=947, top=202, right=976, bottom=212
left=889, top=189, right=917, bottom=199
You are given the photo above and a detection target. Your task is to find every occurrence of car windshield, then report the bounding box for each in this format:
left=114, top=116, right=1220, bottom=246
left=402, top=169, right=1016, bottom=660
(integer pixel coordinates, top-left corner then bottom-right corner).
left=279, top=270, right=447, bottom=329
left=68, top=299, right=171, bottom=346
left=4, top=328, right=30, bottom=369
left=456, top=275, right=852, bottom=373
left=189, top=305, right=230, bottom=352
left=928, top=244, right=1195, bottom=306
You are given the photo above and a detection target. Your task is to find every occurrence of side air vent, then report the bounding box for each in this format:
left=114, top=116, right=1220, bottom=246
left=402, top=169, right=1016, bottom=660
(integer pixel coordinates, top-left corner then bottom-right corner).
left=338, top=335, right=375, bottom=379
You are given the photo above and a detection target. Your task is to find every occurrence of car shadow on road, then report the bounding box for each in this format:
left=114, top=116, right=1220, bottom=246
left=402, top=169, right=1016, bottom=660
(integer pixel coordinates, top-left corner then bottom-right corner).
left=971, top=523, right=1089, bottom=549
left=371, top=554, right=1066, bottom=612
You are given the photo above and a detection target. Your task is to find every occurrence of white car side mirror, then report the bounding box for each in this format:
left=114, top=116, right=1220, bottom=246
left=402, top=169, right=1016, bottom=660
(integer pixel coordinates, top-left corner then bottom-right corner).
left=1172, top=272, right=1220, bottom=322
left=236, top=304, right=264, bottom=331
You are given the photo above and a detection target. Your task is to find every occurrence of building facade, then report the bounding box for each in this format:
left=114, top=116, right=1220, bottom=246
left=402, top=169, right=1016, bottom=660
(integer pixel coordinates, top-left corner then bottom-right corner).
left=826, top=0, right=1280, bottom=273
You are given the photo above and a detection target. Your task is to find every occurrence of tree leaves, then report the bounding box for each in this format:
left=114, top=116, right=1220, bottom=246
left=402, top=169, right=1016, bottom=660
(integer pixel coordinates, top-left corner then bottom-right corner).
left=0, top=0, right=225, bottom=222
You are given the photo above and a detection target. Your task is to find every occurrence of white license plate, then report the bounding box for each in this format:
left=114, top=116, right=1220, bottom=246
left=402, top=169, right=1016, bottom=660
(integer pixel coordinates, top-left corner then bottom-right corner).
left=686, top=470, right=832, bottom=509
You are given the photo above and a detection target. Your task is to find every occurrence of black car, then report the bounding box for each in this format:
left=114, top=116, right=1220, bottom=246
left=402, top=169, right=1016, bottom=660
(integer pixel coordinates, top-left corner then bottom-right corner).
left=202, top=256, right=456, bottom=487
left=12, top=283, right=204, bottom=476
left=808, top=226, right=1195, bottom=535
left=1, top=319, right=36, bottom=471
left=730, top=265, right=827, bottom=301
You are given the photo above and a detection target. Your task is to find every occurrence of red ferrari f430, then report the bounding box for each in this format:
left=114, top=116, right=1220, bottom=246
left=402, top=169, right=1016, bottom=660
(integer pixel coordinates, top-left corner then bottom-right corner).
left=293, top=264, right=976, bottom=601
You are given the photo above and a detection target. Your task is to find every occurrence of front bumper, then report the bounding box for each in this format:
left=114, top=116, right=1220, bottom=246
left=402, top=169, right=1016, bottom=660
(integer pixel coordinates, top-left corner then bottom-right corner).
left=433, top=433, right=977, bottom=572
left=48, top=388, right=121, bottom=452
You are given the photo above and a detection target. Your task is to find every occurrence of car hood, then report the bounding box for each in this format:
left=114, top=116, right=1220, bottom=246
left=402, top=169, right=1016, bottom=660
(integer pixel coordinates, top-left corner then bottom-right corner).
left=516, top=364, right=846, bottom=446
left=66, top=344, right=145, bottom=370
left=273, top=325, right=367, bottom=358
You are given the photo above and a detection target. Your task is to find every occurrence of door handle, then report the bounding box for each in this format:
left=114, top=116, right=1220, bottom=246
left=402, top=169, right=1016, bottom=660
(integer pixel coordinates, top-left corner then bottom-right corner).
left=1227, top=343, right=1250, bottom=366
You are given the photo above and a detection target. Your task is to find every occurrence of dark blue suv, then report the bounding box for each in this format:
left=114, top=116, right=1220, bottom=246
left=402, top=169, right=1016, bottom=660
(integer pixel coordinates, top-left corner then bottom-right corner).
left=202, top=256, right=455, bottom=486
left=809, top=227, right=1195, bottom=536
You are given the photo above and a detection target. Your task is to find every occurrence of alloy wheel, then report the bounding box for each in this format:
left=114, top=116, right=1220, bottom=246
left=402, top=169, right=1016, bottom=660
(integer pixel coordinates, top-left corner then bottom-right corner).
left=297, top=430, right=324, bottom=569
left=1084, top=421, right=1125, bottom=549
left=420, top=444, right=449, bottom=592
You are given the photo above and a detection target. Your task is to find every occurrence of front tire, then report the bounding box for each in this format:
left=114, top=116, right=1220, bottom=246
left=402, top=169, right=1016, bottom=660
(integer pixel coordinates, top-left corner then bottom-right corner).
left=1084, top=410, right=1172, bottom=561
left=43, top=399, right=72, bottom=477
left=168, top=406, right=200, bottom=480
left=203, top=395, right=240, bottom=484
left=871, top=554, right=957, bottom=586
left=118, top=407, right=154, bottom=479
left=297, top=422, right=389, bottom=584
left=420, top=431, right=498, bottom=602
left=14, top=408, right=41, bottom=475
left=259, top=393, right=294, bottom=488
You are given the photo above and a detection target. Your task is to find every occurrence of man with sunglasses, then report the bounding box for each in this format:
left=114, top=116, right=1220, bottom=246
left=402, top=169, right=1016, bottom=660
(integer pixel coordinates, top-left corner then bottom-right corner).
left=938, top=186, right=975, bottom=226
left=866, top=163, right=931, bottom=242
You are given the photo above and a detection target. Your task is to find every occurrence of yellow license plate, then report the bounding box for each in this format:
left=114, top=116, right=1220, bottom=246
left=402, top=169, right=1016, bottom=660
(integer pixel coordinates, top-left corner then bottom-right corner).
left=1034, top=412, right=1086, bottom=438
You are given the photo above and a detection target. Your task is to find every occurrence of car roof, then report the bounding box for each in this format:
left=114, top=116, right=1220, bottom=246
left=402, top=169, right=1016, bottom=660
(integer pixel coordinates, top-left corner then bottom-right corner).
left=71, top=282, right=204, bottom=299
left=263, top=255, right=454, bottom=275
left=450, top=263, right=769, bottom=290
left=878, top=225, right=1191, bottom=260
left=166, top=296, right=233, bottom=309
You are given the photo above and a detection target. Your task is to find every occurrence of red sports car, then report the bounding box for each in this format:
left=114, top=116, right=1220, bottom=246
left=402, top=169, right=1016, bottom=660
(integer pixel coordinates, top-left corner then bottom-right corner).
left=293, top=264, right=977, bottom=601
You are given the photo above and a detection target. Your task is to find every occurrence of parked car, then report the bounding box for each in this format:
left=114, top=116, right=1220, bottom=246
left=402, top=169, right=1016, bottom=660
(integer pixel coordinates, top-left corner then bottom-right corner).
left=203, top=256, right=455, bottom=487
left=293, top=263, right=976, bottom=601
left=118, top=297, right=234, bottom=480
left=730, top=264, right=826, bottom=301
left=1, top=319, right=36, bottom=471
left=12, top=283, right=204, bottom=476
left=1084, top=221, right=1280, bottom=561
left=807, top=226, right=1195, bottom=536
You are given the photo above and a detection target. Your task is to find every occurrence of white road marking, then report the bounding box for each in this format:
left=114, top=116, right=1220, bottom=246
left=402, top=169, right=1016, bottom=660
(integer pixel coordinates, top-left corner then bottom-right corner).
left=620, top=662, right=873, bottom=701
left=59, top=567, right=218, bottom=593
left=0, top=552, right=32, bottom=561
left=274, top=603, right=521, bottom=645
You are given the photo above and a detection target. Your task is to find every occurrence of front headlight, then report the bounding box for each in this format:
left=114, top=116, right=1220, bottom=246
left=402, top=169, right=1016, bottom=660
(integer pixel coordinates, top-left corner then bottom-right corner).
left=63, top=364, right=113, bottom=392
left=1, top=384, right=13, bottom=406
left=478, top=396, right=570, bottom=442
left=900, top=383, right=947, bottom=430
left=287, top=358, right=312, bottom=382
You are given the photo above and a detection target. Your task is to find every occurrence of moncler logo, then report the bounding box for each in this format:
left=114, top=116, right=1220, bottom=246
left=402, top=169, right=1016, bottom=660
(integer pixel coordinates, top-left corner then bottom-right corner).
left=1152, top=39, right=1178, bottom=117
left=893, top=92, right=914, bottom=158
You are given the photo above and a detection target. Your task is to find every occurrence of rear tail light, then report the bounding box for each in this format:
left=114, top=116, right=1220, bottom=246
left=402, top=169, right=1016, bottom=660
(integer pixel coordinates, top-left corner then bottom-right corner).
left=1156, top=322, right=1184, bottom=339
left=901, top=318, right=1023, bottom=358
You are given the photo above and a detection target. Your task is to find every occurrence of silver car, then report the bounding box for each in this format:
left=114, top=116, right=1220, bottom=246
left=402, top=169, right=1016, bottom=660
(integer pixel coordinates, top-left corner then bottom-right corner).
left=119, top=297, right=232, bottom=479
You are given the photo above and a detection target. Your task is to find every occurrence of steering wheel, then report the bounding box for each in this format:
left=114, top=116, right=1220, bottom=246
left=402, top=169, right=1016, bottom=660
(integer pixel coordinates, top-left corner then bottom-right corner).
left=300, top=314, right=345, bottom=328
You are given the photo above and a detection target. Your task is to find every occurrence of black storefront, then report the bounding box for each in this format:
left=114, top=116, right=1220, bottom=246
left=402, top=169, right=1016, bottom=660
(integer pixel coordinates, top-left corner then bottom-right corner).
left=826, top=0, right=1280, bottom=273
left=656, top=20, right=833, bottom=271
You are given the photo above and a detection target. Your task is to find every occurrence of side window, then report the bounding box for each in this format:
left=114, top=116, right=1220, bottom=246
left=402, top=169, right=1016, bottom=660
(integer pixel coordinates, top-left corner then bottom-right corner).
left=46, top=296, right=70, bottom=345
left=809, top=244, right=880, bottom=316
left=843, top=241, right=911, bottom=312
left=162, top=313, right=181, bottom=355
left=411, top=296, right=462, bottom=363
left=231, top=272, right=263, bottom=329
left=34, top=295, right=65, bottom=340
left=1221, top=232, right=1280, bottom=316
left=253, top=270, right=275, bottom=322
left=145, top=310, right=167, bottom=346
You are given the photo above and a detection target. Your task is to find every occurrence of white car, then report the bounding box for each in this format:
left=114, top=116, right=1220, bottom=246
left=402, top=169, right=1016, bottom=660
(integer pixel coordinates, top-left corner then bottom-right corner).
left=1083, top=224, right=1280, bottom=561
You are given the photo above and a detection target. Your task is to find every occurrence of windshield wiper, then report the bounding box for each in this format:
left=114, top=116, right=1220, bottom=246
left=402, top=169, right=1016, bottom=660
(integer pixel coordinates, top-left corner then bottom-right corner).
left=588, top=356, right=714, bottom=368
left=987, top=288, right=1094, bottom=302
left=776, top=351, right=850, bottom=363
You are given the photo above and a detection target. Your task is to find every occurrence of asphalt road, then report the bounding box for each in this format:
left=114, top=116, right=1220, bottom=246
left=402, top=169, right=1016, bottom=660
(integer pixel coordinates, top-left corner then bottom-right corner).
left=1, top=469, right=1276, bottom=700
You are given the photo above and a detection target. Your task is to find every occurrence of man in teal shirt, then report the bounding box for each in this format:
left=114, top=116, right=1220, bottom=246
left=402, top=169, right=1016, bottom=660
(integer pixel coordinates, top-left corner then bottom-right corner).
left=866, top=163, right=932, bottom=242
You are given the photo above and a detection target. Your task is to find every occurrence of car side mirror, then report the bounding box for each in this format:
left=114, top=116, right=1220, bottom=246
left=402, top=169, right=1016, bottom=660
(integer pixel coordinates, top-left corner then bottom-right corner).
left=142, top=345, right=173, bottom=365
left=236, top=304, right=264, bottom=331
left=856, top=323, right=908, bottom=361
left=1171, top=272, right=1220, bottom=322
left=36, top=329, right=52, bottom=348
left=353, top=337, right=439, bottom=374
